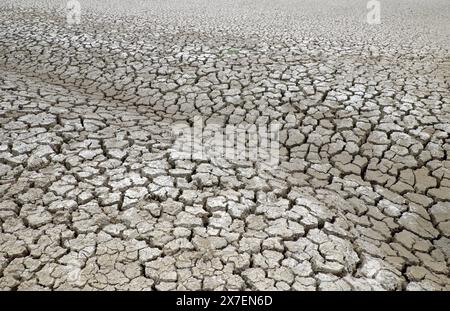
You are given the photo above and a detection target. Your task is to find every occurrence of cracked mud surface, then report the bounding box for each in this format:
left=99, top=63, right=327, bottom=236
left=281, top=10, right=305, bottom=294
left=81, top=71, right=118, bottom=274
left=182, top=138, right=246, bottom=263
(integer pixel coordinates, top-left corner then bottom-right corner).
left=0, top=0, right=449, bottom=291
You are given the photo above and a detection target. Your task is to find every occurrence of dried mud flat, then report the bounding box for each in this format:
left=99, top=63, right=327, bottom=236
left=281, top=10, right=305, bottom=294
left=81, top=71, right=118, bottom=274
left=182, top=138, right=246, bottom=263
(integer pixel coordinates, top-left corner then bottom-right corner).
left=0, top=0, right=449, bottom=291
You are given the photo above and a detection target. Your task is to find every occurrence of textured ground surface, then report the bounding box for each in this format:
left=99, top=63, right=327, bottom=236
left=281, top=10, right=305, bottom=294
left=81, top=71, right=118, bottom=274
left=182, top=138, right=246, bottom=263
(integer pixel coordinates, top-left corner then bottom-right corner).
left=0, top=0, right=449, bottom=291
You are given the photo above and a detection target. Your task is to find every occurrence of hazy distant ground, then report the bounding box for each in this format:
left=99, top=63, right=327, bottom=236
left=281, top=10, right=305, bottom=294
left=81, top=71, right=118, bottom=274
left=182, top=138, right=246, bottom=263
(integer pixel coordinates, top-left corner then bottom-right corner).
left=2, top=0, right=450, bottom=47
left=0, top=0, right=449, bottom=291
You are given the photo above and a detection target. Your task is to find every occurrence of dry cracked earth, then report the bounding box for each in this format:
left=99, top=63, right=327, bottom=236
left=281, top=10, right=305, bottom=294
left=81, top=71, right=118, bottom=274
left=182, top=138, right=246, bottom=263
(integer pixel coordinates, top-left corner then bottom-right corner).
left=0, top=0, right=449, bottom=291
